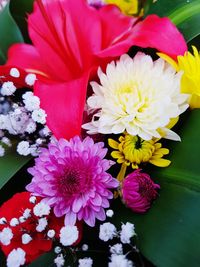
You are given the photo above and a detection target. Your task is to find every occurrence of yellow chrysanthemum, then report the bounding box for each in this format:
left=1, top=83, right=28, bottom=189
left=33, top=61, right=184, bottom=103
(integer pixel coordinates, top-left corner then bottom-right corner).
left=104, top=0, right=138, bottom=15
left=108, top=133, right=171, bottom=169
left=158, top=46, right=200, bottom=109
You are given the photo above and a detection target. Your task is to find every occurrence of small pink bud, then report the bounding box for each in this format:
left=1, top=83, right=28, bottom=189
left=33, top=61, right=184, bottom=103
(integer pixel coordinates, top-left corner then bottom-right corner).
left=122, top=169, right=160, bottom=213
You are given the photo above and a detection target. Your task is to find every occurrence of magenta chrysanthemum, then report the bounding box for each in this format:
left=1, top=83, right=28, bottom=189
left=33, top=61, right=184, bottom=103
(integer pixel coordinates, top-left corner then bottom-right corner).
left=26, top=136, right=118, bottom=227
left=122, top=169, right=160, bottom=213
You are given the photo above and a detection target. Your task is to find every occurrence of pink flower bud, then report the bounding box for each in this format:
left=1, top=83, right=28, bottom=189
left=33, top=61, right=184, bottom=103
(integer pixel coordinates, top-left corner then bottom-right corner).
left=122, top=169, right=160, bottom=213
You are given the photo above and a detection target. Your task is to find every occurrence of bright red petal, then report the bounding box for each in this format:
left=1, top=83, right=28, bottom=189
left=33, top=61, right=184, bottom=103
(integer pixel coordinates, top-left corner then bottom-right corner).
left=130, top=15, right=187, bottom=58
left=34, top=73, right=89, bottom=139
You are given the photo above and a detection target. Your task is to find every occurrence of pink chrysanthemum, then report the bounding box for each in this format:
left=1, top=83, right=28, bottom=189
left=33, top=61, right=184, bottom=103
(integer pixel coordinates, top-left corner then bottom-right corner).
left=26, top=136, right=118, bottom=227
left=122, top=169, right=160, bottom=213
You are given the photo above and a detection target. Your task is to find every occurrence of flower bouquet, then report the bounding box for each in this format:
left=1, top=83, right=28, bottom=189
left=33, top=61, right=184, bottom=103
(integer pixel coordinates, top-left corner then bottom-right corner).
left=0, top=0, right=200, bottom=266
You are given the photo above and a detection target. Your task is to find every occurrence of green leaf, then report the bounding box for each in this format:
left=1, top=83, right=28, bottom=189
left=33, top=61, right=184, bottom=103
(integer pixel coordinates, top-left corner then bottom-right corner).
left=9, top=0, right=34, bottom=43
left=113, top=110, right=200, bottom=267
left=0, top=144, right=31, bottom=190
left=145, top=0, right=200, bottom=43
left=0, top=4, right=23, bottom=64
left=28, top=251, right=55, bottom=267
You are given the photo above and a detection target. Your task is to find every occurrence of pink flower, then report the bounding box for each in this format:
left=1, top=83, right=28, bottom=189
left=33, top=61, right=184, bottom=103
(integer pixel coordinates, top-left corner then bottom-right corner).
left=6, top=0, right=187, bottom=140
left=122, top=169, right=160, bottom=213
left=26, top=136, right=119, bottom=227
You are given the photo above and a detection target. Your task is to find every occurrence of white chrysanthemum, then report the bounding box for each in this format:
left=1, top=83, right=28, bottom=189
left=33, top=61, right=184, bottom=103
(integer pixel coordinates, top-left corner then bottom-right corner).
left=83, top=53, right=189, bottom=141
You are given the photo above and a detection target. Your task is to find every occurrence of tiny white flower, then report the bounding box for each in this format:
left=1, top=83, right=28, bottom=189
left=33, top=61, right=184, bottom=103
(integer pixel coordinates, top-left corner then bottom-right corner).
left=36, top=138, right=43, bottom=145
left=0, top=145, right=5, bottom=157
left=0, top=227, right=13, bottom=245
left=0, top=114, right=8, bottom=130
left=23, top=94, right=40, bottom=111
left=120, top=223, right=136, bottom=244
left=29, top=196, right=37, bottom=204
left=33, top=202, right=51, bottom=217
left=25, top=73, right=37, bottom=86
left=19, top=216, right=26, bottom=223
left=23, top=209, right=31, bottom=219
left=60, top=225, right=79, bottom=246
left=82, top=244, right=89, bottom=251
left=109, top=254, right=133, bottom=267
left=41, top=125, right=51, bottom=136
left=0, top=217, right=7, bottom=224
left=30, top=144, right=39, bottom=157
left=10, top=68, right=20, bottom=78
left=17, top=141, right=30, bottom=156
left=78, top=257, right=93, bottom=267
left=26, top=121, right=37, bottom=133
left=32, top=108, right=47, bottom=124
left=36, top=217, right=48, bottom=232
left=47, top=229, right=55, bottom=238
left=1, top=137, right=11, bottom=147
left=99, top=222, right=117, bottom=242
left=54, top=254, right=65, bottom=267
left=22, top=91, right=34, bottom=100
left=110, top=243, right=123, bottom=255
left=22, top=233, right=32, bottom=244
left=54, top=246, right=62, bottom=254
left=10, top=218, right=19, bottom=227
left=7, top=248, right=26, bottom=267
left=106, top=209, right=114, bottom=218
left=1, top=81, right=16, bottom=96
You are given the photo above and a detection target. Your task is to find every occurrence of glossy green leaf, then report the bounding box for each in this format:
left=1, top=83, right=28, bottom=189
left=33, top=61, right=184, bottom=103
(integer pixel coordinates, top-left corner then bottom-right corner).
left=0, top=144, right=31, bottom=190
left=0, top=4, right=23, bottom=64
left=9, top=0, right=34, bottom=43
left=145, top=0, right=200, bottom=43
left=113, top=110, right=200, bottom=267
left=28, top=251, right=55, bottom=267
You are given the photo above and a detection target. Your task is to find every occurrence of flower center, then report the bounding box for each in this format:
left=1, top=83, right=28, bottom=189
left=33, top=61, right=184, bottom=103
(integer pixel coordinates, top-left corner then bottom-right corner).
left=122, top=135, right=154, bottom=163
left=60, top=169, right=81, bottom=195
left=138, top=176, right=157, bottom=201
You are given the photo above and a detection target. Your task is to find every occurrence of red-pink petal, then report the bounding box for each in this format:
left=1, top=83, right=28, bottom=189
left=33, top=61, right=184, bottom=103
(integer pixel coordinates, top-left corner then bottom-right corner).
left=34, top=73, right=89, bottom=139
left=130, top=15, right=187, bottom=59
left=6, top=44, right=47, bottom=76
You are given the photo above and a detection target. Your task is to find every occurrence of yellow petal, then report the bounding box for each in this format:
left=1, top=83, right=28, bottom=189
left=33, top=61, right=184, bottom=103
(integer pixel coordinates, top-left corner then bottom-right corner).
left=157, top=53, right=179, bottom=71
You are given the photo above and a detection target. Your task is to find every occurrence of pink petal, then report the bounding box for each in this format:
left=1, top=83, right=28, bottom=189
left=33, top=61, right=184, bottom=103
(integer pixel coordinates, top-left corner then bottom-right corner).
left=64, top=210, right=77, bottom=225
left=34, top=73, right=89, bottom=139
left=130, top=15, right=187, bottom=59
left=6, top=44, right=48, bottom=76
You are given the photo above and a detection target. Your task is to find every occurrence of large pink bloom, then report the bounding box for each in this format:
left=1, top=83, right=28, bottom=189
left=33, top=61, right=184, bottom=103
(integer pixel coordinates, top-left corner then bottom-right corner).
left=6, top=0, right=187, bottom=139
left=26, top=136, right=119, bottom=227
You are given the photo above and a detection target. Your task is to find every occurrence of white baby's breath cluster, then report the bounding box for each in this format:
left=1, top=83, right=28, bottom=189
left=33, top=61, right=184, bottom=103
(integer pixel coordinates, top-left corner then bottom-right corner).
left=59, top=225, right=79, bottom=246
left=6, top=248, right=26, bottom=267
left=99, top=219, right=137, bottom=266
left=83, top=53, right=189, bottom=141
left=0, top=68, right=51, bottom=157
